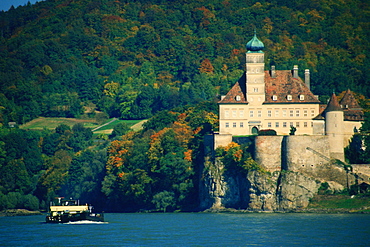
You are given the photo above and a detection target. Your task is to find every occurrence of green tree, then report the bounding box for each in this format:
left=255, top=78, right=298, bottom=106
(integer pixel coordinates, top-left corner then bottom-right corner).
left=152, top=191, right=175, bottom=212
left=110, top=122, right=131, bottom=139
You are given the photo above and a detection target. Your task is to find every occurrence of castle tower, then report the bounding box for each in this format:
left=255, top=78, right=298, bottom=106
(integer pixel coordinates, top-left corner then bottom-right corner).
left=324, top=93, right=345, bottom=161
left=246, top=31, right=265, bottom=106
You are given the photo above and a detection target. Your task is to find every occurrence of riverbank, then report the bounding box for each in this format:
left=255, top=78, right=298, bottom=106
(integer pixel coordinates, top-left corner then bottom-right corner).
left=203, top=194, right=370, bottom=214
left=0, top=209, right=42, bottom=217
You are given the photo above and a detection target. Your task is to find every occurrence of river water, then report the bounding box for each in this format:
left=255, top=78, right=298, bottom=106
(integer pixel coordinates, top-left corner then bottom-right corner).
left=1, top=213, right=369, bottom=246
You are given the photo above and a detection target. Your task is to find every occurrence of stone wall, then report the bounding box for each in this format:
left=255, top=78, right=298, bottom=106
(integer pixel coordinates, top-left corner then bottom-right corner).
left=254, top=136, right=284, bottom=172
left=352, top=164, right=370, bottom=183
left=284, top=135, right=330, bottom=172
left=200, top=134, right=366, bottom=211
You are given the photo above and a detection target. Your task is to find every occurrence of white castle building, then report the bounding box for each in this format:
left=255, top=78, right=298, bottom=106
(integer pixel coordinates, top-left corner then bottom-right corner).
left=215, top=32, right=364, bottom=162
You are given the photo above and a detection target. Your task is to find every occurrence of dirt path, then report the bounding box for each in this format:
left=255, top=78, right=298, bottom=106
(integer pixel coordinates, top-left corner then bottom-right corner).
left=130, top=120, right=148, bottom=131
left=91, top=118, right=118, bottom=131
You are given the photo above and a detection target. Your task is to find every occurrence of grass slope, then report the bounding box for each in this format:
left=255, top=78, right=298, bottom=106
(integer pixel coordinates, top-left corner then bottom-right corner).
left=307, top=195, right=370, bottom=213
left=20, top=117, right=145, bottom=134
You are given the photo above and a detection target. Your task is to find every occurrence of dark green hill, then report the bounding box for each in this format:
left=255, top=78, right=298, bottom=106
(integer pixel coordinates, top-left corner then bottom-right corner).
left=1, top=0, right=369, bottom=124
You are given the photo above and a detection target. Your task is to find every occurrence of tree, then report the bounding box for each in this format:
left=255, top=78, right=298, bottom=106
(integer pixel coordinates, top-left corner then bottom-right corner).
left=199, top=58, right=214, bottom=74
left=110, top=122, right=131, bottom=139
left=68, top=123, right=93, bottom=152
left=152, top=191, right=175, bottom=212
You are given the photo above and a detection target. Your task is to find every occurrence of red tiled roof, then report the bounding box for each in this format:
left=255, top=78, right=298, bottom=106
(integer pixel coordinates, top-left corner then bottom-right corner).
left=325, top=93, right=342, bottom=112
left=340, top=89, right=364, bottom=121
left=315, top=91, right=364, bottom=121
left=219, top=70, right=320, bottom=104
left=340, top=89, right=362, bottom=110
left=264, top=70, right=320, bottom=104
left=218, top=73, right=248, bottom=104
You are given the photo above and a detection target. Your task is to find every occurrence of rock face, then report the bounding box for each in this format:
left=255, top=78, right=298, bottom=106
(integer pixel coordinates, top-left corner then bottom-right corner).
left=276, top=172, right=321, bottom=210
left=200, top=135, right=357, bottom=211
left=200, top=160, right=322, bottom=211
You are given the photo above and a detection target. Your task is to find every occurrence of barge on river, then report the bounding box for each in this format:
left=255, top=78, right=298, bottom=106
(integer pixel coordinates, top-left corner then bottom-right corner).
left=46, top=197, right=104, bottom=223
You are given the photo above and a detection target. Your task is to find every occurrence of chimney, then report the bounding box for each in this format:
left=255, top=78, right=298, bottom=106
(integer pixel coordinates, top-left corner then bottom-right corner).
left=305, top=69, right=310, bottom=90
left=271, top=65, right=276, bottom=78
left=293, top=65, right=298, bottom=78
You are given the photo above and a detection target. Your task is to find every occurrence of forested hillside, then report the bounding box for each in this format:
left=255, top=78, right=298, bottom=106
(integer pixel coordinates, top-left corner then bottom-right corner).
left=1, top=0, right=370, bottom=212
left=1, top=0, right=369, bottom=124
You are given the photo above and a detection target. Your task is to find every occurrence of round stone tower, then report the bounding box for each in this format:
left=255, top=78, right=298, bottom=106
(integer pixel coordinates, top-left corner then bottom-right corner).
left=324, top=93, right=345, bottom=161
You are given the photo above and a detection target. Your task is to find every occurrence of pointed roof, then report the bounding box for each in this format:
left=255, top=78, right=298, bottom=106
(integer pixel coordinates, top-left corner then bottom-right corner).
left=314, top=90, right=365, bottom=121
left=246, top=31, right=264, bottom=52
left=218, top=73, right=247, bottom=104
left=340, top=89, right=361, bottom=110
left=326, top=93, right=342, bottom=112
left=339, top=89, right=364, bottom=121
left=313, top=93, right=342, bottom=120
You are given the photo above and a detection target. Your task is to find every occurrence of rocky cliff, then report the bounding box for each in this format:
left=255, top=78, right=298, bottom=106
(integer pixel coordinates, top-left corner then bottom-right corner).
left=200, top=157, right=352, bottom=212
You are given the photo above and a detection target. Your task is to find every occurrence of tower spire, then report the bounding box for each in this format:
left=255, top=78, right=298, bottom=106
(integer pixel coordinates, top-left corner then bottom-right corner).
left=246, top=30, right=264, bottom=52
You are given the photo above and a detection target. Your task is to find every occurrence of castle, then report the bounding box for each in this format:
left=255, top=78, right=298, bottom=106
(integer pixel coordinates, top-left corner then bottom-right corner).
left=214, top=32, right=364, bottom=168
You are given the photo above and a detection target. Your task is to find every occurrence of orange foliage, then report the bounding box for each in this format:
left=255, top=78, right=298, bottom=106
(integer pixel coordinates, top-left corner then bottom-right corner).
left=193, top=126, right=202, bottom=135
left=172, top=121, right=193, bottom=147
left=195, top=6, right=215, bottom=27
left=231, top=49, right=240, bottom=56
left=224, top=142, right=240, bottom=152
left=184, top=149, right=192, bottom=162
left=199, top=58, right=214, bottom=74
left=103, top=15, right=125, bottom=22
left=177, top=113, right=187, bottom=122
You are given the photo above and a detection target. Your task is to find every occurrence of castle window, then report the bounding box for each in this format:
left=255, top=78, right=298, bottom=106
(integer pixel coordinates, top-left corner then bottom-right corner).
left=296, top=122, right=300, bottom=127
left=235, top=95, right=241, bottom=101
left=239, top=110, right=244, bottom=117
left=232, top=110, right=237, bottom=117
left=299, top=95, right=305, bottom=100
left=225, top=122, right=229, bottom=128
left=225, top=110, right=229, bottom=118
left=304, top=122, right=308, bottom=127
left=304, top=109, right=308, bottom=117
left=272, top=95, right=277, bottom=101
left=275, top=122, right=279, bottom=128
left=267, top=110, right=272, bottom=117
left=290, top=122, right=294, bottom=127
left=287, top=95, right=292, bottom=100
left=233, top=122, right=237, bottom=128
left=240, top=122, right=244, bottom=128
left=268, top=122, right=272, bottom=128
left=282, top=109, right=287, bottom=117
left=275, top=110, right=279, bottom=117
left=257, top=110, right=262, bottom=117
left=283, top=122, right=287, bottom=128
left=250, top=110, right=254, bottom=117
left=253, top=88, right=258, bottom=92
left=311, top=109, right=315, bottom=117
left=296, top=110, right=300, bottom=117
left=289, top=110, right=294, bottom=117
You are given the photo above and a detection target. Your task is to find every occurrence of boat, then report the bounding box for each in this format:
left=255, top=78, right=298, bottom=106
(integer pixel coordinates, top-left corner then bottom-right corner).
left=46, top=197, right=104, bottom=223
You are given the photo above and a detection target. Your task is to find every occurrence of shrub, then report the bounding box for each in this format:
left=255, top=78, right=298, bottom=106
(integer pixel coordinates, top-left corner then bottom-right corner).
left=23, top=194, right=39, bottom=211
left=258, top=129, right=277, bottom=136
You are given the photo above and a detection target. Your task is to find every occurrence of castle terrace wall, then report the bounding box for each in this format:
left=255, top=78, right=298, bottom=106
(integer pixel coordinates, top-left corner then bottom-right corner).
left=213, top=133, right=233, bottom=149
left=254, top=136, right=284, bottom=173
left=343, top=121, right=362, bottom=147
left=284, top=135, right=330, bottom=173
left=352, top=164, right=370, bottom=183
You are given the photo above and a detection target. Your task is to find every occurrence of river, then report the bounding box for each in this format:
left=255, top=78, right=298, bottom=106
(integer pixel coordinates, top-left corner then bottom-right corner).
left=1, top=213, right=369, bottom=246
